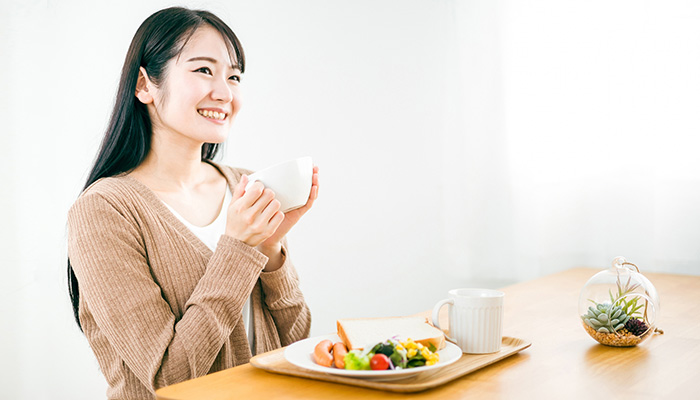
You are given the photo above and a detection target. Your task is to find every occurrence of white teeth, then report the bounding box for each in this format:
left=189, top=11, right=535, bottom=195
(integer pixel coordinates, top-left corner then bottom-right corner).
left=198, top=109, right=226, bottom=120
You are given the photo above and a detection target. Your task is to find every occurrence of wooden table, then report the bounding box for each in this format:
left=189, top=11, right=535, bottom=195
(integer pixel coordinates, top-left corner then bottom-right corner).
left=155, top=268, right=700, bottom=399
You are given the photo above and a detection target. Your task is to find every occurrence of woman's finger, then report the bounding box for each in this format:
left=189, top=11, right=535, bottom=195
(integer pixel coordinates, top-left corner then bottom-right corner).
left=236, top=181, right=265, bottom=210
left=249, top=187, right=276, bottom=212
left=232, top=174, right=249, bottom=200
left=257, top=198, right=281, bottom=225
left=298, top=185, right=318, bottom=213
left=297, top=168, right=319, bottom=212
left=311, top=167, right=319, bottom=199
left=267, top=211, right=285, bottom=234
left=310, top=184, right=319, bottom=203
left=311, top=167, right=319, bottom=188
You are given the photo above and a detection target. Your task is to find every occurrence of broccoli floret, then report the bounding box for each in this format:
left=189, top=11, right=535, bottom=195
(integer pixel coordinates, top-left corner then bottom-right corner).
left=343, top=350, right=371, bottom=370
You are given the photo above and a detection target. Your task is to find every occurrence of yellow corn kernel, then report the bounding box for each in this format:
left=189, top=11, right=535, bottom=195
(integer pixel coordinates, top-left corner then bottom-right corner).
left=407, top=349, right=417, bottom=358
left=396, top=345, right=405, bottom=351
left=426, top=360, right=437, bottom=366
left=416, top=343, right=424, bottom=350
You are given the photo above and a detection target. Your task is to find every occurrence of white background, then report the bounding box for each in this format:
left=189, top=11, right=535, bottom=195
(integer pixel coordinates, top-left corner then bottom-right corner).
left=2, top=0, right=699, bottom=398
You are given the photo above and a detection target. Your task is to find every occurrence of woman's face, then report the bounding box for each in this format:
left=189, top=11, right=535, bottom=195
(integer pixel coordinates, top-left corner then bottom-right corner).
left=145, top=25, right=242, bottom=146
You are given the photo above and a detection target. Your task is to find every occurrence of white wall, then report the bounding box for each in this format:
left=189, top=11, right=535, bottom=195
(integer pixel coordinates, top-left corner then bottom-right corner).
left=2, top=0, right=699, bottom=398
left=499, top=0, right=700, bottom=277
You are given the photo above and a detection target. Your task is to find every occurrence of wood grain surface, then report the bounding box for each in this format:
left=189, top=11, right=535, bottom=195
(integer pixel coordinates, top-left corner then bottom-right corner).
left=156, top=268, right=700, bottom=399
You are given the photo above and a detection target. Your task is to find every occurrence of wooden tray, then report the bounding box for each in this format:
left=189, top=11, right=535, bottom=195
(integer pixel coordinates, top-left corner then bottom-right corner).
left=250, top=336, right=531, bottom=393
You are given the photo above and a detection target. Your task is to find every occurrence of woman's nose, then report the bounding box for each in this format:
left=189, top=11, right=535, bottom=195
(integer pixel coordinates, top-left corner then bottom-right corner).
left=211, top=77, right=233, bottom=102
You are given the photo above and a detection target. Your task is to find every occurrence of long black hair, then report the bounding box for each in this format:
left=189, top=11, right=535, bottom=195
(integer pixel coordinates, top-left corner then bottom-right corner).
left=68, top=7, right=245, bottom=330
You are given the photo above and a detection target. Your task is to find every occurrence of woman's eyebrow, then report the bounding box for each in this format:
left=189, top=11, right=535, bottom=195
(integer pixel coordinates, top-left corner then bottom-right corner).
left=186, top=56, right=240, bottom=71
left=186, top=56, right=218, bottom=63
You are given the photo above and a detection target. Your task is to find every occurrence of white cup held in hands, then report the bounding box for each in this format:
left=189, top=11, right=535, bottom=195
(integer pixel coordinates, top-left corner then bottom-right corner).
left=245, top=157, right=313, bottom=213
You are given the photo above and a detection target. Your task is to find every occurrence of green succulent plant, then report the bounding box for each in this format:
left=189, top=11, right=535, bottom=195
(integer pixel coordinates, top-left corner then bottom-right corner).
left=582, top=302, right=631, bottom=333
left=582, top=270, right=649, bottom=334
left=609, top=275, right=645, bottom=319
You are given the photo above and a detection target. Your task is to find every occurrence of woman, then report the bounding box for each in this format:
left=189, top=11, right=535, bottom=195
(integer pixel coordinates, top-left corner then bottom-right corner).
left=66, top=7, right=318, bottom=399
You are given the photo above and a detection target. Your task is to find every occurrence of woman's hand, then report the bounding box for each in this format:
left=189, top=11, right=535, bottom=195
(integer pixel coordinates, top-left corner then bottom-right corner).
left=226, top=167, right=319, bottom=271
left=225, top=175, right=285, bottom=247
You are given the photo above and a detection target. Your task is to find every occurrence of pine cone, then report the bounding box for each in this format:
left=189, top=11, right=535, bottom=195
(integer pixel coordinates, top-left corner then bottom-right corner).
left=624, top=318, right=649, bottom=336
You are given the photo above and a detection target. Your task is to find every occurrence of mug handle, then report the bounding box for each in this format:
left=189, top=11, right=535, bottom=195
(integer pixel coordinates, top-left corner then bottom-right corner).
left=432, top=298, right=457, bottom=343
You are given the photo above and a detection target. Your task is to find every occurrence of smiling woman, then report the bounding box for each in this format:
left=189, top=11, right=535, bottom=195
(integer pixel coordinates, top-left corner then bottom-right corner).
left=65, top=7, right=319, bottom=400
left=135, top=26, right=243, bottom=145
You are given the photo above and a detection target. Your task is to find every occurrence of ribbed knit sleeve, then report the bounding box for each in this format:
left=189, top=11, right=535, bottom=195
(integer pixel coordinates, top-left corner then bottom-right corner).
left=67, top=190, right=267, bottom=394
left=259, top=241, right=311, bottom=347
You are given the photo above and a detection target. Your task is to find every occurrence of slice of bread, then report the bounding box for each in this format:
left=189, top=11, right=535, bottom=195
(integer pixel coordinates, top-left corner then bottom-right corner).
left=337, top=316, right=446, bottom=351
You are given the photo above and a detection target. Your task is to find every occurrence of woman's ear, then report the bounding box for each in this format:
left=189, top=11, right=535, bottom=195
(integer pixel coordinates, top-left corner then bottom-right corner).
left=135, top=67, right=154, bottom=104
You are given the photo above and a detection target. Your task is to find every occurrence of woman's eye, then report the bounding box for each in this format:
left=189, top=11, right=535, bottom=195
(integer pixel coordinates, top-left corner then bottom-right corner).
left=229, top=75, right=241, bottom=82
left=195, top=67, right=212, bottom=75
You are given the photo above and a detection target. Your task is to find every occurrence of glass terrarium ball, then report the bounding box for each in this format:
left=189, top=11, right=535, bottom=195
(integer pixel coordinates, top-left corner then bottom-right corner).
left=579, top=257, right=660, bottom=347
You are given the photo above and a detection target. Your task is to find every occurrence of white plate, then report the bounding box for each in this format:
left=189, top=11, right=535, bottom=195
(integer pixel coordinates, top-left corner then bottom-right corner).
left=284, top=334, right=462, bottom=381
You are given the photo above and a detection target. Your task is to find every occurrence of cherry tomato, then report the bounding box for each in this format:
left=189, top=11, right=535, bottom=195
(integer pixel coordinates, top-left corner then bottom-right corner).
left=370, top=353, right=390, bottom=370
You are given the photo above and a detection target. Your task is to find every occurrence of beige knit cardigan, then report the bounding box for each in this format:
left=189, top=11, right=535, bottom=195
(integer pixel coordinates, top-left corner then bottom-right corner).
left=67, top=163, right=311, bottom=399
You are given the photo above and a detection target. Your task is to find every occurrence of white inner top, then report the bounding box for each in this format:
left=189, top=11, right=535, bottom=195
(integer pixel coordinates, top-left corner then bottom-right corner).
left=162, top=187, right=255, bottom=353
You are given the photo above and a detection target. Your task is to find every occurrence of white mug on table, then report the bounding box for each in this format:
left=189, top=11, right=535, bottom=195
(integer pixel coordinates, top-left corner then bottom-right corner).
left=432, top=288, right=505, bottom=354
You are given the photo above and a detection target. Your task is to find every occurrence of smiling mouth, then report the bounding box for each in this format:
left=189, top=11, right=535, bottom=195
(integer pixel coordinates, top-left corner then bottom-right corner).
left=197, top=109, right=227, bottom=120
